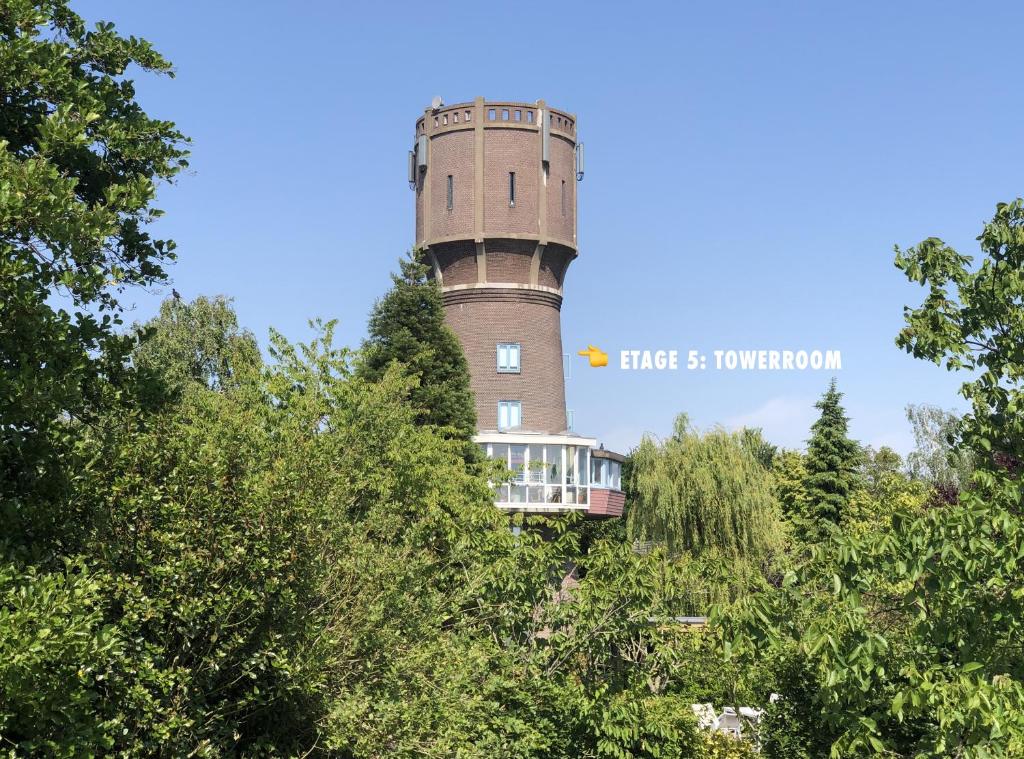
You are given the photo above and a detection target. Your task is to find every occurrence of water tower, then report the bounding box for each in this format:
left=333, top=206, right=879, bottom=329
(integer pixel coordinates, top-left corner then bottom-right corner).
left=410, top=97, right=622, bottom=517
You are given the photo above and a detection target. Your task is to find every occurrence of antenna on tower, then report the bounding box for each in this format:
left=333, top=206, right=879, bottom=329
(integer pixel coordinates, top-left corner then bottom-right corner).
left=430, top=96, right=444, bottom=111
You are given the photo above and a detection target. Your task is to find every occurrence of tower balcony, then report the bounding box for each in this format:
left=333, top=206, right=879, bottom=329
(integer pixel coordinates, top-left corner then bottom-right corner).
left=475, top=432, right=624, bottom=518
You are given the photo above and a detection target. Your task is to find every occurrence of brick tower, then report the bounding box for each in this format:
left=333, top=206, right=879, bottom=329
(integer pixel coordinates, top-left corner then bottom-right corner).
left=410, top=97, right=623, bottom=517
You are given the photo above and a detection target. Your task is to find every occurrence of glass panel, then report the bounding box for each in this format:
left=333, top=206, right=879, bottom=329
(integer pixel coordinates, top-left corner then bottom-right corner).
left=510, top=485, right=527, bottom=503
left=498, top=344, right=508, bottom=369
left=579, top=449, right=589, bottom=486
left=491, top=443, right=508, bottom=467
left=565, top=486, right=577, bottom=504
left=546, top=485, right=562, bottom=504
left=510, top=402, right=521, bottom=428
left=544, top=445, right=562, bottom=485
left=510, top=445, right=527, bottom=482
left=527, top=447, right=544, bottom=483
left=510, top=344, right=520, bottom=370
left=577, top=487, right=588, bottom=505
left=611, top=462, right=621, bottom=489
left=528, top=485, right=543, bottom=503
left=566, top=446, right=577, bottom=485
left=498, top=403, right=508, bottom=429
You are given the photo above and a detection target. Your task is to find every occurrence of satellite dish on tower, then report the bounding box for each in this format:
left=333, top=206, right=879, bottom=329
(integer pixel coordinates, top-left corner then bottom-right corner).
left=430, top=96, right=444, bottom=111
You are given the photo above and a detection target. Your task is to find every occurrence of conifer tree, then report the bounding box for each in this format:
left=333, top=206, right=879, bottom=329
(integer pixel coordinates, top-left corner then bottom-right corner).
left=802, top=379, right=861, bottom=527
left=359, top=253, right=476, bottom=440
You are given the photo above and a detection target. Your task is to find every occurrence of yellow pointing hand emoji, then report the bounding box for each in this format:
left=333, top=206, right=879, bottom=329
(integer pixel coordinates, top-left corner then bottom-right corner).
left=579, top=345, right=609, bottom=367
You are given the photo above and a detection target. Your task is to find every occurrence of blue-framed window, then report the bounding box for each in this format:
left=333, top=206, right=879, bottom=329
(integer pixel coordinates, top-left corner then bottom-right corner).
left=497, top=401, right=522, bottom=430
left=497, top=343, right=521, bottom=373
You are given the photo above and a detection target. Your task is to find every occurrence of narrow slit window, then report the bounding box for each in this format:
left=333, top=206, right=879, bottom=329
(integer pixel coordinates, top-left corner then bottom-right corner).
left=514, top=109, right=522, bottom=122
left=488, top=108, right=496, bottom=120
left=527, top=111, right=534, bottom=123
left=561, top=180, right=566, bottom=216
left=508, top=172, right=516, bottom=207
left=446, top=175, right=453, bottom=211
left=501, top=109, right=509, bottom=121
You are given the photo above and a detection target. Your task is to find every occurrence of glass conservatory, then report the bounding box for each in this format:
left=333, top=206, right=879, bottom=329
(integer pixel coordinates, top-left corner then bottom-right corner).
left=476, top=433, right=597, bottom=512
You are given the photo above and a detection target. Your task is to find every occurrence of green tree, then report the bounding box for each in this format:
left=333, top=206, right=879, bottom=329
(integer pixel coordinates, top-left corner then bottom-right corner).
left=801, top=379, right=861, bottom=529
left=1, top=316, right=508, bottom=755
left=0, top=0, right=188, bottom=518
left=896, top=201, right=1024, bottom=474
left=860, top=445, right=902, bottom=494
left=627, top=414, right=783, bottom=561
left=740, top=427, right=778, bottom=471
left=131, top=294, right=261, bottom=403
left=359, top=254, right=476, bottom=441
left=727, top=200, right=1024, bottom=758
left=772, top=449, right=809, bottom=523
left=905, top=404, right=975, bottom=503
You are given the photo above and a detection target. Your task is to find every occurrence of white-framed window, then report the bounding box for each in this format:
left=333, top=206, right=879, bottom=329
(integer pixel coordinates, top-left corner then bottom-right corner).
left=589, top=457, right=622, bottom=490
left=480, top=441, right=594, bottom=507
left=497, top=343, right=521, bottom=373
left=497, top=400, right=522, bottom=430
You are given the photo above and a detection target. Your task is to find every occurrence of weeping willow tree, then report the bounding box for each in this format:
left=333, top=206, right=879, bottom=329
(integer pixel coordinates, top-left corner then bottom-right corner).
left=627, top=414, right=783, bottom=561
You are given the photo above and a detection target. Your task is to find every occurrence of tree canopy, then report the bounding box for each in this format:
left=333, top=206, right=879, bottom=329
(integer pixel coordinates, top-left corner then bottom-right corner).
left=359, top=254, right=477, bottom=441
left=1, top=0, right=188, bottom=531
left=726, top=200, right=1024, bottom=758
left=627, top=414, right=783, bottom=561
left=801, top=379, right=861, bottom=529
left=131, top=294, right=261, bottom=403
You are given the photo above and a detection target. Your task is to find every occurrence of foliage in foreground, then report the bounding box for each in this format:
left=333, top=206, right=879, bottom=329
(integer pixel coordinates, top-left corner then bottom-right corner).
left=725, top=200, right=1024, bottom=758
left=3, top=299, right=734, bottom=756
left=0, top=0, right=189, bottom=536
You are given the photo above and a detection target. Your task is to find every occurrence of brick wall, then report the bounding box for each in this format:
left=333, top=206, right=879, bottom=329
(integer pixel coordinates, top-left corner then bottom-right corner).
left=483, top=129, right=540, bottom=236
left=442, top=289, right=567, bottom=434
left=538, top=244, right=573, bottom=289
left=434, top=241, right=477, bottom=286
left=428, top=130, right=475, bottom=239
left=414, top=100, right=580, bottom=437
left=546, top=134, right=575, bottom=243
left=484, top=239, right=535, bottom=283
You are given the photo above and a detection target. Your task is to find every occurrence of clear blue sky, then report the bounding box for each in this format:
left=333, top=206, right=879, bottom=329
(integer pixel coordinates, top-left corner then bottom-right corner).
left=75, top=0, right=1023, bottom=454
